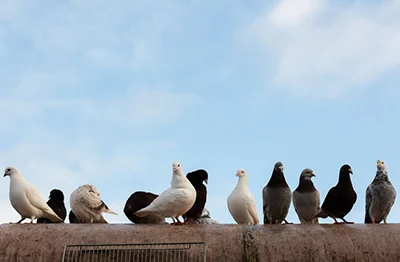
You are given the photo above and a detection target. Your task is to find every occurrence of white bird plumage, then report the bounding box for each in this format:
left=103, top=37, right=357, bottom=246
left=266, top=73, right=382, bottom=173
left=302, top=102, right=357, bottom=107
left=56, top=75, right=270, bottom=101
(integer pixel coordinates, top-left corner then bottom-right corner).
left=227, top=169, right=259, bottom=225
left=4, top=166, right=64, bottom=223
left=134, top=161, right=197, bottom=225
left=70, top=184, right=117, bottom=223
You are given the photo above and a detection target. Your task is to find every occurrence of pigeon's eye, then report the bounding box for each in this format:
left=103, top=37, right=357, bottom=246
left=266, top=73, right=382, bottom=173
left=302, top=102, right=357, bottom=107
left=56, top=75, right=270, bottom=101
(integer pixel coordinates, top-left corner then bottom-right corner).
left=241, top=171, right=244, bottom=173
left=178, top=164, right=180, bottom=167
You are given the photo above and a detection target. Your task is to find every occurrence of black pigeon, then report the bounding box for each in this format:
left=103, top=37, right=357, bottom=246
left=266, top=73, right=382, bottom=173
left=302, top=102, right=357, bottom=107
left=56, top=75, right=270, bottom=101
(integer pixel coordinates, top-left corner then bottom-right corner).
left=182, top=169, right=208, bottom=223
left=37, top=189, right=67, bottom=223
left=316, top=164, right=357, bottom=224
left=69, top=210, right=83, bottom=223
left=124, top=191, right=165, bottom=224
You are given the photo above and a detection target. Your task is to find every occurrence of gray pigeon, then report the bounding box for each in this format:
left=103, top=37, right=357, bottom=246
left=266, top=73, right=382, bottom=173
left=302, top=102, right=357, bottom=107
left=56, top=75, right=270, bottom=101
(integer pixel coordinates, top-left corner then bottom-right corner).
left=365, top=160, right=396, bottom=224
left=262, top=162, right=292, bottom=224
left=292, top=168, right=320, bottom=224
left=198, top=208, right=219, bottom=224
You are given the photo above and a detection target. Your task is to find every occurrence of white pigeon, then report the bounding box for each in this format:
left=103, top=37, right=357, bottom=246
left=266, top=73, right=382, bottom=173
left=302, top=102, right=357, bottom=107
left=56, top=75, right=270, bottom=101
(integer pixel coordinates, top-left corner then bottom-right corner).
left=135, top=161, right=197, bottom=225
left=70, top=184, right=117, bottom=223
left=3, top=166, right=64, bottom=223
left=227, top=169, right=259, bottom=225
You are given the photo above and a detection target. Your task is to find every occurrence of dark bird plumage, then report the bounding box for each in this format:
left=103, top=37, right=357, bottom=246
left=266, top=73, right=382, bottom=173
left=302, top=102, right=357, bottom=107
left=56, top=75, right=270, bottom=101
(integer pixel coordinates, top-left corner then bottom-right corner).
left=124, top=191, right=166, bottom=224
left=365, top=160, right=396, bottom=224
left=182, top=169, right=208, bottom=223
left=37, top=189, right=67, bottom=223
left=262, top=162, right=292, bottom=224
left=316, top=164, right=357, bottom=224
left=69, top=210, right=83, bottom=223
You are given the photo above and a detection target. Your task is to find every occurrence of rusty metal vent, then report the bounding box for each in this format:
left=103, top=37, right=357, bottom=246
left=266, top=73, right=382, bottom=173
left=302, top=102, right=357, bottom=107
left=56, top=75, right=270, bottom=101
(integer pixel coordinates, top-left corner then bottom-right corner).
left=61, top=242, right=207, bottom=262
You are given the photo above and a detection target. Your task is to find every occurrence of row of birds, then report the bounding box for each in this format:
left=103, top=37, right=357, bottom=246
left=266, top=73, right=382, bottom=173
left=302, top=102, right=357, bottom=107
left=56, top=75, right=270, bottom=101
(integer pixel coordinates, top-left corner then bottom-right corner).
left=2, top=159, right=396, bottom=225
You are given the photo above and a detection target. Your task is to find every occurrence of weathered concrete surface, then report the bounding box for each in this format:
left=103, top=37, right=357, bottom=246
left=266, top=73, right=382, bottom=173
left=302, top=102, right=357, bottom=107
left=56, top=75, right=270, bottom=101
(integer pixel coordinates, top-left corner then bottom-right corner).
left=1, top=224, right=400, bottom=262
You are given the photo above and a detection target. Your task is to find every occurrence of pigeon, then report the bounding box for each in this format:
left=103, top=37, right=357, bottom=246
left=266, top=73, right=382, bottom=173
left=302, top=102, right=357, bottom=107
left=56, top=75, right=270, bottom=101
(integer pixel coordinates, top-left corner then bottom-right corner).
left=37, top=189, right=67, bottom=223
left=182, top=169, right=208, bottom=224
left=68, top=210, right=83, bottom=223
left=3, top=167, right=64, bottom=223
left=70, top=184, right=117, bottom=223
left=134, top=161, right=197, bottom=225
left=227, top=169, right=259, bottom=225
left=124, top=191, right=166, bottom=224
left=199, top=208, right=219, bottom=224
left=262, top=162, right=292, bottom=224
left=316, top=164, right=357, bottom=224
left=365, top=160, right=396, bottom=224
left=292, top=168, right=320, bottom=224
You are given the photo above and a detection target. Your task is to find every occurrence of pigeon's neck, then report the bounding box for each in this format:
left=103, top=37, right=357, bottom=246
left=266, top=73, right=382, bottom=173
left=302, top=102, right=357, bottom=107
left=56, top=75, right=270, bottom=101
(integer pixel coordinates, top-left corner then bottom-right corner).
left=237, top=176, right=248, bottom=188
left=267, top=171, right=289, bottom=188
left=337, top=173, right=353, bottom=187
left=373, top=170, right=389, bottom=182
left=171, top=173, right=191, bottom=188
left=296, top=179, right=316, bottom=193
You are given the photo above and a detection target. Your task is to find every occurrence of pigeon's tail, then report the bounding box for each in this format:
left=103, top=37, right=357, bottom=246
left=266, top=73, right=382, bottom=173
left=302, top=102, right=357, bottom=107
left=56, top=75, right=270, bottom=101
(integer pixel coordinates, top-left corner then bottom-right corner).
left=134, top=208, right=153, bottom=218
left=104, top=208, right=118, bottom=215
left=315, top=209, right=328, bottom=219
left=43, top=210, right=64, bottom=223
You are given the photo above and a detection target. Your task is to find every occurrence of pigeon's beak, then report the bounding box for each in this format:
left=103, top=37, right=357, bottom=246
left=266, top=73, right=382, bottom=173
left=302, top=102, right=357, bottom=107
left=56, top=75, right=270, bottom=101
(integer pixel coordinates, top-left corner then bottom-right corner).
left=311, top=173, right=316, bottom=177
left=349, top=168, right=353, bottom=174
left=204, top=178, right=208, bottom=184
left=279, top=166, right=284, bottom=172
left=3, top=173, right=7, bottom=177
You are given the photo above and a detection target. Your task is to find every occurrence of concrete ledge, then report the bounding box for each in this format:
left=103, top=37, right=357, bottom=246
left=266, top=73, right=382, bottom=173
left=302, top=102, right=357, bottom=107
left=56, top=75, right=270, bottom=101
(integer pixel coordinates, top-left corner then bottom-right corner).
left=1, top=224, right=400, bottom=261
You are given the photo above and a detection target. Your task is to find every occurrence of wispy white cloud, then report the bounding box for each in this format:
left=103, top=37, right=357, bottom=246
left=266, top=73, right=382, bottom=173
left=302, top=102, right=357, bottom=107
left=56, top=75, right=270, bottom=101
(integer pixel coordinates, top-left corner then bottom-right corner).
left=238, top=0, right=400, bottom=99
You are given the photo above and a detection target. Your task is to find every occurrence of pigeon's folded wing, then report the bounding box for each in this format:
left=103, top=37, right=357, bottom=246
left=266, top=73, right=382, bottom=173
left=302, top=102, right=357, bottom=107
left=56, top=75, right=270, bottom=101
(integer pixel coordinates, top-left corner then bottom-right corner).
left=25, top=184, right=53, bottom=213
left=262, top=186, right=269, bottom=224
left=248, top=195, right=259, bottom=224
left=364, top=185, right=373, bottom=223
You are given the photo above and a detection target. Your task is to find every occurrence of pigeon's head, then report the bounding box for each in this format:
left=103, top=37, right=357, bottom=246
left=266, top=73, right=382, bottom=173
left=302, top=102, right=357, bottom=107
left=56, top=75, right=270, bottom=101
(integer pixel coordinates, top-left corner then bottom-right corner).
left=49, top=189, right=65, bottom=201
left=300, top=168, right=316, bottom=180
left=236, top=169, right=247, bottom=177
left=186, top=169, right=208, bottom=186
left=3, top=167, right=20, bottom=178
left=172, top=161, right=183, bottom=175
left=86, top=184, right=101, bottom=197
left=340, top=164, right=353, bottom=175
left=377, top=160, right=386, bottom=172
left=273, top=162, right=284, bottom=174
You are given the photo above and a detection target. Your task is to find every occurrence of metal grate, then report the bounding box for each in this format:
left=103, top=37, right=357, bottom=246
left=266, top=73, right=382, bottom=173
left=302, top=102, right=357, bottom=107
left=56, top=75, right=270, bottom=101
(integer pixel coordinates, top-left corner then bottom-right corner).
left=61, top=242, right=207, bottom=262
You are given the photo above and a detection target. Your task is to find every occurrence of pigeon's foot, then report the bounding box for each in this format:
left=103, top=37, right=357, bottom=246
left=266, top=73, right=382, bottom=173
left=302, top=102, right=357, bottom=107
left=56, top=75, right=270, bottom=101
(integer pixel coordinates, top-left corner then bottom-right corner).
left=372, top=221, right=376, bottom=224
left=341, top=218, right=354, bottom=224
left=333, top=221, right=345, bottom=224
left=174, top=221, right=185, bottom=226
left=384, top=218, right=387, bottom=224
left=283, top=219, right=293, bottom=224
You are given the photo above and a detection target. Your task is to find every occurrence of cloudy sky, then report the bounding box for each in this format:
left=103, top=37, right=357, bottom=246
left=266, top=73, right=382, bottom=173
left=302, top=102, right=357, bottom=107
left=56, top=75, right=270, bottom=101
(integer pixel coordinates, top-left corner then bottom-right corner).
left=1, top=0, right=400, bottom=225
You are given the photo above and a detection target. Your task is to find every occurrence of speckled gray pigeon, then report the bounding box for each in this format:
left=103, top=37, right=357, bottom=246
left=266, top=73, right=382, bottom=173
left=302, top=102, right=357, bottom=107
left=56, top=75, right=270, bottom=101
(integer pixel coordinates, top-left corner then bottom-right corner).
left=365, top=160, right=396, bottom=224
left=262, top=162, right=292, bottom=224
left=292, top=168, right=320, bottom=224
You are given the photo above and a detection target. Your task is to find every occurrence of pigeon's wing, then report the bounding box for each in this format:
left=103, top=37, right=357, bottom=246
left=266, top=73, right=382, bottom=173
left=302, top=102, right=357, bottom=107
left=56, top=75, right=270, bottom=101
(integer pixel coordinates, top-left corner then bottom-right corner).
left=364, top=184, right=373, bottom=223
left=139, top=187, right=186, bottom=214
left=25, top=184, right=54, bottom=212
left=248, top=194, right=259, bottom=224
left=262, top=186, right=270, bottom=224
left=321, top=186, right=338, bottom=211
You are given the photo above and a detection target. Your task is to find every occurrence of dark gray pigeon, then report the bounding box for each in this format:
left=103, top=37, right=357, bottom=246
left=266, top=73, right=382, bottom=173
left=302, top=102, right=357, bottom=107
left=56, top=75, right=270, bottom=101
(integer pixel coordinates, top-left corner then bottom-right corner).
left=365, top=160, right=396, bottom=224
left=316, top=164, right=357, bottom=224
left=37, top=189, right=67, bottom=223
left=292, top=168, right=320, bottom=224
left=262, top=162, right=292, bottom=224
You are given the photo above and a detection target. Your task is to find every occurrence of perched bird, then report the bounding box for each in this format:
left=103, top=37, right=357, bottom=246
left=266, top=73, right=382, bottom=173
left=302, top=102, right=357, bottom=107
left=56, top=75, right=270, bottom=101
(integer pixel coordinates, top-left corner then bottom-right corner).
left=3, top=167, right=64, bottom=223
left=70, top=184, right=117, bottom=223
left=182, top=169, right=208, bottom=223
left=37, top=189, right=67, bottom=223
left=124, top=191, right=166, bottom=224
left=199, top=208, right=219, bottom=224
left=134, top=161, right=197, bottom=225
left=68, top=210, right=83, bottom=223
left=227, top=169, right=259, bottom=225
left=316, top=164, right=357, bottom=224
left=262, top=162, right=292, bottom=224
left=365, top=160, right=396, bottom=224
left=292, top=168, right=320, bottom=224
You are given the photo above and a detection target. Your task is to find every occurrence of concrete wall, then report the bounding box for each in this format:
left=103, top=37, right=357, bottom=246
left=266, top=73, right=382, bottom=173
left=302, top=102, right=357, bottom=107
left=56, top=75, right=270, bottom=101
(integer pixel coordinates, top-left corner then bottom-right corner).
left=0, top=224, right=400, bottom=261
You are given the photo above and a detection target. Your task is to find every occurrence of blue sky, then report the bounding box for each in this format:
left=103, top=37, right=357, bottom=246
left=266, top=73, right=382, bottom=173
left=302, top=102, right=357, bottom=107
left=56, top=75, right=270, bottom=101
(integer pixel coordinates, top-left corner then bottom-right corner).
left=1, top=0, right=400, bottom=224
